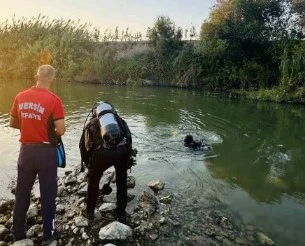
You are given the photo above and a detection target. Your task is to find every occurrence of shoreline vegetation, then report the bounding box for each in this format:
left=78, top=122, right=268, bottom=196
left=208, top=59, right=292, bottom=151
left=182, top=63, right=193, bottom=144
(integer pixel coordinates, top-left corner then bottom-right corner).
left=0, top=0, right=305, bottom=104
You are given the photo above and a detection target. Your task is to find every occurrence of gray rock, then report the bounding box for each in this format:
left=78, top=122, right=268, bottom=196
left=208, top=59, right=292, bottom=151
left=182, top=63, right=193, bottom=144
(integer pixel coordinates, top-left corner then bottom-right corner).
left=82, top=232, right=89, bottom=240
left=257, top=232, right=275, bottom=245
left=0, top=241, right=6, bottom=246
left=77, top=185, right=88, bottom=196
left=0, top=199, right=13, bottom=213
left=67, top=211, right=76, bottom=218
left=12, top=239, right=34, bottom=246
left=77, top=173, right=86, bottom=183
left=99, top=221, right=132, bottom=240
left=139, top=190, right=159, bottom=216
left=148, top=180, right=165, bottom=191
left=159, top=217, right=166, bottom=224
left=0, top=225, right=9, bottom=238
left=27, top=205, right=38, bottom=219
left=159, top=195, right=173, bottom=204
left=223, top=239, right=233, bottom=246
left=75, top=216, right=89, bottom=227
left=103, top=244, right=117, bottom=246
left=98, top=203, right=116, bottom=212
left=127, top=176, right=136, bottom=189
left=235, top=237, right=247, bottom=244
left=26, top=224, right=41, bottom=237
left=48, top=241, right=57, bottom=246
left=77, top=197, right=86, bottom=205
left=56, top=204, right=65, bottom=214
left=57, top=186, right=65, bottom=197
left=64, top=174, right=77, bottom=186
left=149, top=234, right=158, bottom=241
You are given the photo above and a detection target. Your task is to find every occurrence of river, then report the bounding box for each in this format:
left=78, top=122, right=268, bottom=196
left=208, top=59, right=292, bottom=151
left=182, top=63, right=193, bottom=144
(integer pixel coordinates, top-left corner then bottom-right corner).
left=1, top=81, right=305, bottom=245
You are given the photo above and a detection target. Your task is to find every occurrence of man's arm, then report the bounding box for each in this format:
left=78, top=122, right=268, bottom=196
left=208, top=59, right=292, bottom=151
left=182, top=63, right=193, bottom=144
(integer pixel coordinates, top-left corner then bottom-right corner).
left=54, top=119, right=66, bottom=136
left=9, top=115, right=20, bottom=129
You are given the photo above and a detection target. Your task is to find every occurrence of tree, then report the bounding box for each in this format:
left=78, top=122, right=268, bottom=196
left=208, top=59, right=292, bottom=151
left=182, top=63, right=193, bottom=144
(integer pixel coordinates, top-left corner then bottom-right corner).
left=147, top=16, right=183, bottom=56
left=114, top=26, right=119, bottom=42
left=184, top=29, right=188, bottom=40
left=189, top=25, right=197, bottom=40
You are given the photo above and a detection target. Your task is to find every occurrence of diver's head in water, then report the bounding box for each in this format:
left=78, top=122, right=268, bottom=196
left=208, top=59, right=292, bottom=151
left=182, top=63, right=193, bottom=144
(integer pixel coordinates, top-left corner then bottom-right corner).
left=184, top=134, right=209, bottom=150
left=184, top=134, right=194, bottom=145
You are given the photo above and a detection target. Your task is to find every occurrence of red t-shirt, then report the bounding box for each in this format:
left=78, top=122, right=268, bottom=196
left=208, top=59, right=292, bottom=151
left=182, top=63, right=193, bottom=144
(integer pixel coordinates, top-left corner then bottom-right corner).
left=10, top=86, right=65, bottom=144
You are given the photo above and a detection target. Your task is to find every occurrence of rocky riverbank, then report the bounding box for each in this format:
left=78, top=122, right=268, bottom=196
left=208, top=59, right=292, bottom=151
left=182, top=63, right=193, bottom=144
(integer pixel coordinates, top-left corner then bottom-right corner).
left=0, top=167, right=276, bottom=246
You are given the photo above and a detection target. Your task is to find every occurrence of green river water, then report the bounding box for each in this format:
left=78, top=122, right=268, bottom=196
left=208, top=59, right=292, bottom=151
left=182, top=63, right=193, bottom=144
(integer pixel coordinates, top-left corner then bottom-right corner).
left=0, top=81, right=305, bottom=245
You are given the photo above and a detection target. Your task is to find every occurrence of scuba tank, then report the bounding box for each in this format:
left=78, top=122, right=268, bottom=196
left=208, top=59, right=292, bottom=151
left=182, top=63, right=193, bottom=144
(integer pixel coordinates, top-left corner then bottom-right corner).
left=96, top=102, right=122, bottom=147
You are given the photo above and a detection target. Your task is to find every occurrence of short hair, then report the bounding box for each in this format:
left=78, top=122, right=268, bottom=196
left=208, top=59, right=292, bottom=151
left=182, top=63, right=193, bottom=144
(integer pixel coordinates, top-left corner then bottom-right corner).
left=36, top=65, right=56, bottom=84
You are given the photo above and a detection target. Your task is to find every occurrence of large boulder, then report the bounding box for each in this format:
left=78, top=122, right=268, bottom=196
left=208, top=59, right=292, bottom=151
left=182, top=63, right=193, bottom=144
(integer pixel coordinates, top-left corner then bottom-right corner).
left=99, top=221, right=132, bottom=241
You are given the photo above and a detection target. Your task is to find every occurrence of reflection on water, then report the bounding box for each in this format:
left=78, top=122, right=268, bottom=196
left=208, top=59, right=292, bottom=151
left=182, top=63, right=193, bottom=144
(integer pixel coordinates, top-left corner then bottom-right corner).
left=1, top=81, right=305, bottom=245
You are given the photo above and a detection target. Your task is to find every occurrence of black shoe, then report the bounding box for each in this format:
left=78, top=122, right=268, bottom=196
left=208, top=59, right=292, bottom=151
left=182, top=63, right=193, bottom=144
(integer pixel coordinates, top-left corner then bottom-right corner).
left=42, top=229, right=61, bottom=246
left=87, top=212, right=95, bottom=220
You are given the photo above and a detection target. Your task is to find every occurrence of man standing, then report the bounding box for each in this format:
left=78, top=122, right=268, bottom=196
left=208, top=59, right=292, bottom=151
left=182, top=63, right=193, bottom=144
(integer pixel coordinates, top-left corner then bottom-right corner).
left=9, top=65, right=66, bottom=245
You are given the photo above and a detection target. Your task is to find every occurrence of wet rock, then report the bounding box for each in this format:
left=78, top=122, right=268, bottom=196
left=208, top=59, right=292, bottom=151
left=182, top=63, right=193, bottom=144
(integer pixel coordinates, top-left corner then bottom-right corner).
left=48, top=241, right=57, bottom=246
left=257, top=232, right=275, bottom=245
left=223, top=239, right=233, bottom=246
left=205, top=228, right=216, bottom=237
left=77, top=173, right=86, bottom=183
left=82, top=232, right=89, bottom=240
left=127, top=193, right=135, bottom=202
left=148, top=180, right=165, bottom=191
left=139, top=190, right=159, bottom=216
left=67, top=211, right=76, bottom=218
left=149, top=234, right=158, bottom=241
left=99, top=221, right=132, bottom=240
left=0, top=225, right=9, bottom=239
left=64, top=174, right=77, bottom=186
left=235, top=237, right=247, bottom=244
left=0, top=215, right=9, bottom=225
left=57, top=186, right=65, bottom=197
left=0, top=199, right=13, bottom=213
left=27, top=205, right=38, bottom=219
left=75, top=216, right=89, bottom=227
left=56, top=204, right=65, bottom=214
left=159, top=217, right=166, bottom=225
left=127, top=176, right=136, bottom=189
left=134, top=221, right=153, bottom=235
left=98, top=203, right=116, bottom=212
left=77, top=185, right=88, bottom=196
left=12, top=239, right=34, bottom=246
left=159, top=195, right=173, bottom=204
left=26, top=224, right=41, bottom=237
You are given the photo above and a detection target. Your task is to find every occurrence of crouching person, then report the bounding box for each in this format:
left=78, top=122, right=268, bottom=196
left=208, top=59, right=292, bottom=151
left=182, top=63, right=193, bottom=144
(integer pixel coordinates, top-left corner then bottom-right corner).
left=79, top=102, right=136, bottom=223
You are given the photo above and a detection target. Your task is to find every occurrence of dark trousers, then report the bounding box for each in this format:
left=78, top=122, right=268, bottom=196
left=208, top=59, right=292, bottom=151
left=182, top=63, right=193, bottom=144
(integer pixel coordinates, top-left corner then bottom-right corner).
left=87, top=145, right=129, bottom=216
left=13, top=144, right=57, bottom=240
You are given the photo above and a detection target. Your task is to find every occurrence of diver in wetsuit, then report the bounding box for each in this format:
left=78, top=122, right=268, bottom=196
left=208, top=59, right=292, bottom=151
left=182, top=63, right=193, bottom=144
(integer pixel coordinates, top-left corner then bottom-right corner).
left=184, top=134, right=209, bottom=150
